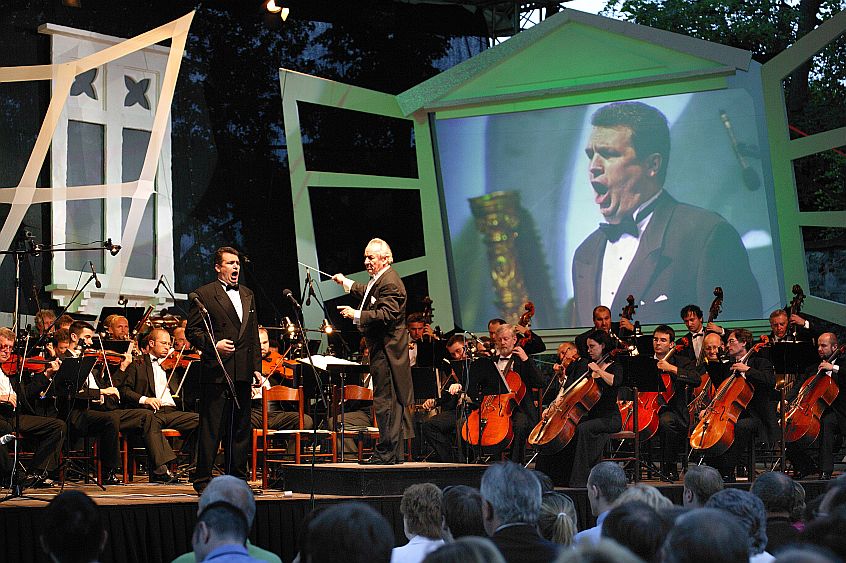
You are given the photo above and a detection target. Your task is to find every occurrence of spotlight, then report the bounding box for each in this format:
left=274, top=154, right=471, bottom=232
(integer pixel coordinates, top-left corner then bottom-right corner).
left=320, top=319, right=334, bottom=335
left=281, top=7, right=290, bottom=21
left=266, top=0, right=282, bottom=13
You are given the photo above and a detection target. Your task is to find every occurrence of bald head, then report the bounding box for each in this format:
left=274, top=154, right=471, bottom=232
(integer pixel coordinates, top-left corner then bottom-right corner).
left=198, top=476, right=256, bottom=526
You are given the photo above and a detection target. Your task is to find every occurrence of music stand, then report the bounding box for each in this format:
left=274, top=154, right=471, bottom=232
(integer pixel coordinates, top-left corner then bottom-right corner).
left=768, top=341, right=816, bottom=471
left=615, top=355, right=666, bottom=481
left=95, top=306, right=146, bottom=336
left=325, top=362, right=370, bottom=463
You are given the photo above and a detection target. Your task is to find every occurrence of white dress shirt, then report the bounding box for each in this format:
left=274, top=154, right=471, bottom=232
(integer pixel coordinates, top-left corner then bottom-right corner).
left=220, top=280, right=243, bottom=322
left=141, top=354, right=176, bottom=408
left=342, top=266, right=391, bottom=325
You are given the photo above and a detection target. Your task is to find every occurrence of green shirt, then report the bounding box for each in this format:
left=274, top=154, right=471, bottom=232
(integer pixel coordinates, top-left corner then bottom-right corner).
left=171, top=540, right=281, bottom=563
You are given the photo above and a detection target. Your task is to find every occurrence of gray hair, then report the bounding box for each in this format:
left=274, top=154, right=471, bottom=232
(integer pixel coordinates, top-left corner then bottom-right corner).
left=480, top=462, right=542, bottom=525
left=367, top=238, right=393, bottom=264
left=199, top=475, right=256, bottom=527
left=683, top=465, right=724, bottom=506
left=587, top=462, right=627, bottom=503
left=705, top=488, right=768, bottom=555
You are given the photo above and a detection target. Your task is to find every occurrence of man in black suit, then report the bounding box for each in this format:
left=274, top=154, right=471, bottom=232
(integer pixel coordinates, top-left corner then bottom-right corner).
left=187, top=246, right=261, bottom=494
left=571, top=101, right=761, bottom=326
left=333, top=238, right=414, bottom=464
left=480, top=462, right=560, bottom=563
left=574, top=305, right=634, bottom=358
left=119, top=328, right=199, bottom=483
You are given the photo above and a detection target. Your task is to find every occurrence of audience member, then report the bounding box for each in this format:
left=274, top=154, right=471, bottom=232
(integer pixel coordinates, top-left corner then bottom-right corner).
left=440, top=485, right=485, bottom=541
left=773, top=545, right=841, bottom=563
left=533, top=470, right=555, bottom=493
left=751, top=471, right=802, bottom=553
left=555, top=538, right=644, bottom=563
left=706, top=488, right=773, bottom=562
left=612, top=483, right=673, bottom=512
left=789, top=480, right=806, bottom=531
left=393, top=483, right=445, bottom=563
left=573, top=462, right=627, bottom=546
left=171, top=475, right=280, bottom=563
left=480, top=461, right=561, bottom=563
left=602, top=500, right=667, bottom=562
left=39, top=490, right=107, bottom=563
left=302, top=502, right=394, bottom=563
left=682, top=465, right=723, bottom=508
left=661, top=508, right=749, bottom=563
left=538, top=491, right=578, bottom=546
left=801, top=505, right=846, bottom=559
left=422, top=536, right=505, bottom=563
left=191, top=500, right=261, bottom=562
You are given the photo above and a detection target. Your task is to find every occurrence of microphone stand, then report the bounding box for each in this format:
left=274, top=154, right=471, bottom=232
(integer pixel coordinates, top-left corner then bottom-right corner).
left=301, top=271, right=351, bottom=358
left=156, top=275, right=189, bottom=317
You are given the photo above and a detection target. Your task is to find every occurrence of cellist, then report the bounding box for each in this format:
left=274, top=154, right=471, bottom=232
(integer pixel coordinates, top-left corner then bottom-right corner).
left=534, top=329, right=622, bottom=487
left=786, top=332, right=843, bottom=480
left=463, top=324, right=544, bottom=464
left=701, top=329, right=776, bottom=482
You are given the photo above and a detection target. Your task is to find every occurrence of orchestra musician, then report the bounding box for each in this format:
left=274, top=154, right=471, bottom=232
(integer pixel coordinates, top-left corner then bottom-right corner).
left=786, top=332, right=843, bottom=480
left=464, top=324, right=544, bottom=464
left=699, top=329, right=776, bottom=482
left=104, top=315, right=130, bottom=341
left=407, top=312, right=446, bottom=369
left=651, top=325, right=699, bottom=481
left=419, top=334, right=470, bottom=463
left=333, top=238, right=414, bottom=465
left=118, top=328, right=199, bottom=483
left=0, top=327, right=65, bottom=488
left=551, top=342, right=579, bottom=383
left=534, top=329, right=622, bottom=487
left=768, top=309, right=816, bottom=343
left=574, top=306, right=633, bottom=359
left=677, top=304, right=724, bottom=363
left=488, top=317, right=545, bottom=355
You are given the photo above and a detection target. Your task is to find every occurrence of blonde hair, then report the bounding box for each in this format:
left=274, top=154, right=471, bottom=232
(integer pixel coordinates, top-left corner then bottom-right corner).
left=539, top=491, right=578, bottom=546
left=612, top=483, right=673, bottom=511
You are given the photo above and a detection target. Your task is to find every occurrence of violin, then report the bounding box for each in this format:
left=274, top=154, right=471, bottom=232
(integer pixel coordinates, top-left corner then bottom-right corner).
left=784, top=344, right=844, bottom=448
left=82, top=348, right=126, bottom=367
left=160, top=350, right=201, bottom=371
left=690, top=336, right=769, bottom=456
left=516, top=302, right=535, bottom=349
left=528, top=350, right=616, bottom=453
left=0, top=354, right=56, bottom=375
left=461, top=362, right=527, bottom=449
left=261, top=350, right=294, bottom=379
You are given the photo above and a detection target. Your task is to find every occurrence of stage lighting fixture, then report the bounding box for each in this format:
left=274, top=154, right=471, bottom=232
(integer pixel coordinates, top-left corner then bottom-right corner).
left=320, top=319, right=334, bottom=335
left=266, top=0, right=290, bottom=21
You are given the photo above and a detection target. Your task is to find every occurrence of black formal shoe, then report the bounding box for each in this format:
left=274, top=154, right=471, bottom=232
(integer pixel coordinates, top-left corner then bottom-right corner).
left=102, top=469, right=122, bottom=486
left=193, top=480, right=208, bottom=496
left=820, top=472, right=832, bottom=480
left=150, top=470, right=178, bottom=484
left=359, top=456, right=393, bottom=466
left=666, top=471, right=679, bottom=483
left=722, top=473, right=736, bottom=484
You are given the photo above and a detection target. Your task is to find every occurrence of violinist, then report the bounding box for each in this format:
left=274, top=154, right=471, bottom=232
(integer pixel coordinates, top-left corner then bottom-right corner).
left=488, top=317, right=545, bottom=355
left=0, top=327, right=65, bottom=488
left=651, top=325, right=699, bottom=481
left=118, top=328, right=199, bottom=483
left=419, top=334, right=470, bottom=463
left=534, top=329, right=622, bottom=487
left=464, top=324, right=544, bottom=463
left=703, top=329, right=776, bottom=482
left=786, top=332, right=843, bottom=480
left=574, top=306, right=633, bottom=359
left=552, top=342, right=579, bottom=383
left=172, top=327, right=193, bottom=353
left=250, top=327, right=312, bottom=440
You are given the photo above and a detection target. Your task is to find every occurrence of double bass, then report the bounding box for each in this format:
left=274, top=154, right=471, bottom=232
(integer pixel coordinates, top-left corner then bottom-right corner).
left=516, top=301, right=535, bottom=350
left=688, top=287, right=724, bottom=418
left=690, top=336, right=769, bottom=456
left=461, top=363, right=526, bottom=449
left=528, top=351, right=615, bottom=454
left=783, top=345, right=844, bottom=448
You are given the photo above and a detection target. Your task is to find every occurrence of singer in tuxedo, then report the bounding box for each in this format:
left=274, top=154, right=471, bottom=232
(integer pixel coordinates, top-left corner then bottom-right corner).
left=333, top=238, right=414, bottom=464
left=187, top=246, right=261, bottom=494
left=571, top=101, right=761, bottom=326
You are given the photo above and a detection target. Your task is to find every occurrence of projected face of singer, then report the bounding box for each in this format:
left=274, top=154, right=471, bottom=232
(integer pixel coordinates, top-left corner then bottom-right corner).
left=585, top=126, right=662, bottom=225
left=215, top=251, right=240, bottom=286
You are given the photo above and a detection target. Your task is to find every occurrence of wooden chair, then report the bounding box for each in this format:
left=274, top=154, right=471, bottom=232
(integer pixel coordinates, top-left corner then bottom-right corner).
left=331, top=384, right=414, bottom=462
left=257, top=385, right=336, bottom=489
left=123, top=428, right=185, bottom=482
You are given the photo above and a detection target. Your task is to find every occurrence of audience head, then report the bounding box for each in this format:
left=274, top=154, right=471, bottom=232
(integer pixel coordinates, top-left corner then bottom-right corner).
left=587, top=462, right=627, bottom=516
left=682, top=465, right=724, bottom=508
left=773, top=545, right=841, bottom=563
left=480, top=461, right=542, bottom=534
left=706, top=488, right=768, bottom=556
left=790, top=480, right=806, bottom=522
left=40, top=491, right=107, bottom=563
left=538, top=491, right=578, bottom=546
left=800, top=505, right=846, bottom=559
left=602, top=500, right=667, bottom=563
left=191, top=500, right=250, bottom=561
left=422, top=536, right=505, bottom=563
left=302, top=502, right=394, bottom=563
left=400, top=483, right=443, bottom=540
left=556, top=538, right=644, bottom=563
left=612, top=483, right=672, bottom=512
left=661, top=508, right=748, bottom=563
left=198, top=475, right=256, bottom=526
left=751, top=471, right=795, bottom=516
left=441, top=485, right=485, bottom=541
left=533, top=470, right=555, bottom=493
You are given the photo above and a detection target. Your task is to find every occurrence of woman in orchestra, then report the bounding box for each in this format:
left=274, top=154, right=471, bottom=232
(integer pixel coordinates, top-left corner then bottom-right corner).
left=535, top=329, right=622, bottom=487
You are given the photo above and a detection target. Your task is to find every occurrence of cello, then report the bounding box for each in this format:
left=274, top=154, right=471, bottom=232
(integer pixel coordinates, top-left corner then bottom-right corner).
left=688, top=287, right=724, bottom=417
left=783, top=344, right=844, bottom=448
left=461, top=361, right=526, bottom=449
left=689, top=336, right=769, bottom=457
left=528, top=351, right=615, bottom=454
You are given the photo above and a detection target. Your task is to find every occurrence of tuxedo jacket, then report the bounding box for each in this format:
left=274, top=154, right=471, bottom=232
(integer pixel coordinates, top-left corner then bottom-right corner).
left=119, top=355, right=179, bottom=409
left=571, top=192, right=762, bottom=326
left=349, top=267, right=413, bottom=408
left=186, top=281, right=260, bottom=384
left=467, top=355, right=544, bottom=423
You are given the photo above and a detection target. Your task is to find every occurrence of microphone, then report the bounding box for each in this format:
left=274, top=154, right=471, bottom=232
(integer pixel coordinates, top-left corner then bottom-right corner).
left=153, top=274, right=165, bottom=294
left=282, top=289, right=302, bottom=309
left=188, top=292, right=208, bottom=314
left=0, top=434, right=17, bottom=445
left=89, top=261, right=102, bottom=288
left=719, top=110, right=761, bottom=191
left=305, top=272, right=312, bottom=306
left=105, top=238, right=122, bottom=256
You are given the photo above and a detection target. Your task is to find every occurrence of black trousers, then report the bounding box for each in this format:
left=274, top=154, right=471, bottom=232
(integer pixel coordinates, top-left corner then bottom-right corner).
left=0, top=414, right=66, bottom=474
left=535, top=413, right=621, bottom=487
left=658, top=410, right=689, bottom=470
left=786, top=409, right=846, bottom=474
left=149, top=407, right=199, bottom=467
left=370, top=348, right=413, bottom=462
left=194, top=381, right=252, bottom=484
left=421, top=409, right=459, bottom=463
left=71, top=408, right=156, bottom=470
left=706, top=415, right=765, bottom=477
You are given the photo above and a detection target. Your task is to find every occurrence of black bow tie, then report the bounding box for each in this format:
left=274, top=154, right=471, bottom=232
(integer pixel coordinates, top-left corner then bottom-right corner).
left=599, top=217, right=639, bottom=243
left=224, top=283, right=239, bottom=291
left=692, top=332, right=704, bottom=339
left=498, top=357, right=511, bottom=362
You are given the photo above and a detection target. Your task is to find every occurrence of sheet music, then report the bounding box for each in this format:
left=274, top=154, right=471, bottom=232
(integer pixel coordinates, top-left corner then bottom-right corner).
left=297, top=354, right=361, bottom=371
